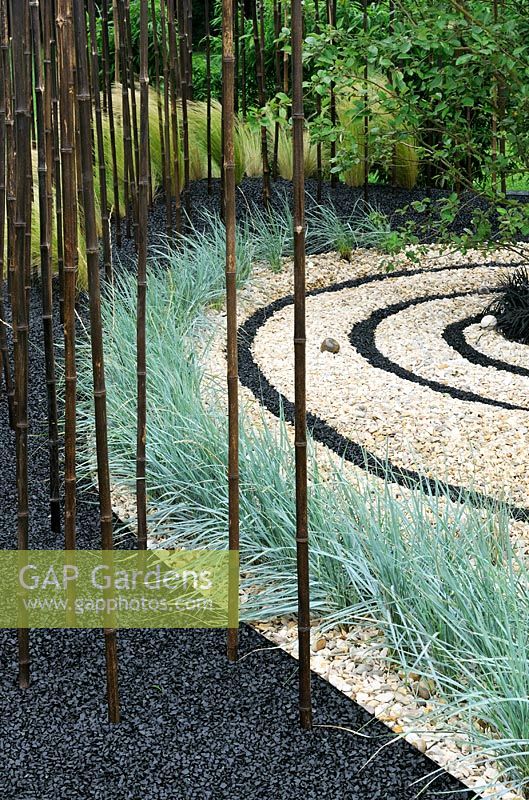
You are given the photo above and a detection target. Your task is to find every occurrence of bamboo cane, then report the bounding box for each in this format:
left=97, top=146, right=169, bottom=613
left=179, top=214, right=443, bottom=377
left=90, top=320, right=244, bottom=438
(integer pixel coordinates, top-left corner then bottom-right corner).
left=251, top=0, right=270, bottom=205
left=10, top=0, right=31, bottom=689
left=0, top=0, right=13, bottom=428
left=223, top=0, right=241, bottom=666
left=136, top=0, right=149, bottom=552
left=72, top=0, right=120, bottom=723
left=87, top=0, right=112, bottom=282
left=56, top=0, right=78, bottom=550
left=29, top=0, right=61, bottom=536
left=102, top=0, right=122, bottom=248
left=291, top=0, right=312, bottom=730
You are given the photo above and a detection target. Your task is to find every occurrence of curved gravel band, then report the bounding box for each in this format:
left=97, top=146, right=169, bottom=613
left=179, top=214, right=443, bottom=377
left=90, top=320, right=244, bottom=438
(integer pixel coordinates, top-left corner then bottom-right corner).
left=238, top=262, right=529, bottom=521
left=348, top=288, right=528, bottom=413
left=444, top=315, right=529, bottom=379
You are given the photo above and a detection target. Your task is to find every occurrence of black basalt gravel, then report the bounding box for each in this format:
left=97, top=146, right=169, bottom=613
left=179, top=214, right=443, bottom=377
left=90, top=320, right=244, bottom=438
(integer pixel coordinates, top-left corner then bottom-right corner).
left=0, top=181, right=485, bottom=800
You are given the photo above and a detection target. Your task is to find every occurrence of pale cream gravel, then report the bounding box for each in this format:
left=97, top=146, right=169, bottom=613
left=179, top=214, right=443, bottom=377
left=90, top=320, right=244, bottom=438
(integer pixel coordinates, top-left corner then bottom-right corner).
left=108, top=244, right=528, bottom=800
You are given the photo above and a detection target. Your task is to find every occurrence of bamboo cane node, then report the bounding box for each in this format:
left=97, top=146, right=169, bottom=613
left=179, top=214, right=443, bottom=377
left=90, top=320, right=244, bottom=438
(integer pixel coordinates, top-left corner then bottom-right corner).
left=293, top=337, right=306, bottom=344
left=298, top=626, right=311, bottom=633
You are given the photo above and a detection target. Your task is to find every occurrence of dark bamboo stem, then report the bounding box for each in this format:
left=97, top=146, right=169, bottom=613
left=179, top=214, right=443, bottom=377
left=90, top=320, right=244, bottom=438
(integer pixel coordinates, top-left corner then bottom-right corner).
left=10, top=0, right=31, bottom=689
left=72, top=0, right=120, bottom=723
left=87, top=0, right=112, bottom=282
left=0, top=0, right=13, bottom=428
left=136, top=0, right=149, bottom=552
left=30, top=0, right=61, bottom=536
left=291, top=0, right=312, bottom=731
left=57, top=0, right=78, bottom=550
left=223, top=0, right=240, bottom=666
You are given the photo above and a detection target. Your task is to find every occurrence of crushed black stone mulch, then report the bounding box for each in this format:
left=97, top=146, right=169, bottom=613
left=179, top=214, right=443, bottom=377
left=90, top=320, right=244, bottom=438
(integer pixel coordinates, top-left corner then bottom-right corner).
left=0, top=180, right=484, bottom=800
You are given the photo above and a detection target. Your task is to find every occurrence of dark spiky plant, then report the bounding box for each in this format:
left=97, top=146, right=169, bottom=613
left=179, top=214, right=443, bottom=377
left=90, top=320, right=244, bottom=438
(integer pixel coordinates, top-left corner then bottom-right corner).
left=486, top=267, right=529, bottom=345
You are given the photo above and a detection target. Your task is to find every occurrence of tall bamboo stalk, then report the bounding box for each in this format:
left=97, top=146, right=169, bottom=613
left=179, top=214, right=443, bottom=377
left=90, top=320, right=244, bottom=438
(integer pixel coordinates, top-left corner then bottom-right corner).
left=87, top=0, right=112, bottom=282
left=72, top=0, right=120, bottom=723
left=291, top=0, right=312, bottom=730
left=10, top=0, right=31, bottom=689
left=102, top=0, right=122, bottom=247
left=223, top=0, right=240, bottom=666
left=205, top=0, right=213, bottom=192
left=0, top=0, right=13, bottom=428
left=251, top=0, right=270, bottom=204
left=30, top=0, right=61, bottom=536
left=136, top=0, right=149, bottom=552
left=57, top=0, right=78, bottom=549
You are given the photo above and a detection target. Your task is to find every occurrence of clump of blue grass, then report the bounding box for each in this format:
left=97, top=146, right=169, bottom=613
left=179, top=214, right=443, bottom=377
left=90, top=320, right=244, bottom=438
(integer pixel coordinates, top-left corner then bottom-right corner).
left=306, top=198, right=399, bottom=258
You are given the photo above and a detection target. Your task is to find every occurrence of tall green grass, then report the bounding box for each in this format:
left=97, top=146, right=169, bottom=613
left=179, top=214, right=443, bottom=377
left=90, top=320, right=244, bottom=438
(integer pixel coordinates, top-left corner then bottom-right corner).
left=77, top=217, right=529, bottom=796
